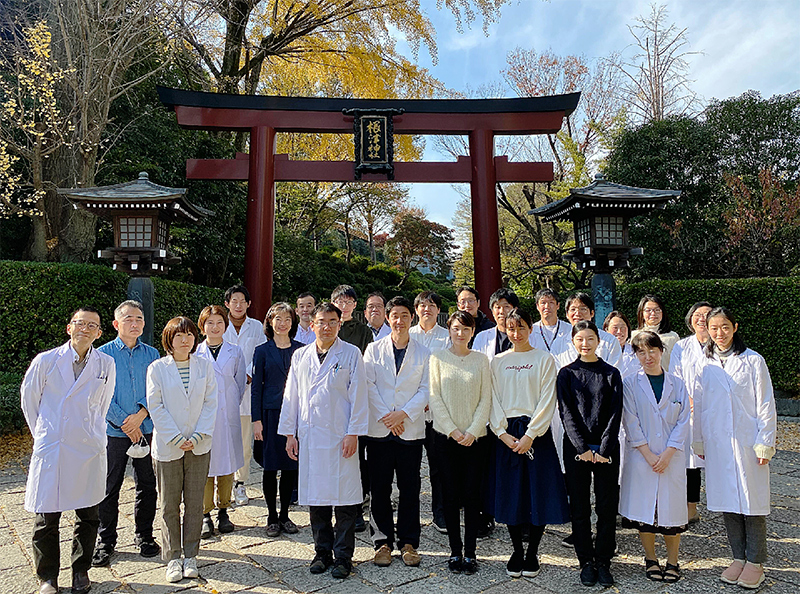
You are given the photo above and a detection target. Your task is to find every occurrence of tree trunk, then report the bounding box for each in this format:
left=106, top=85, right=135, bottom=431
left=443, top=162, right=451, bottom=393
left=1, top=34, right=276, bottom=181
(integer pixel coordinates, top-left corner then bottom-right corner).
left=344, top=213, right=352, bottom=263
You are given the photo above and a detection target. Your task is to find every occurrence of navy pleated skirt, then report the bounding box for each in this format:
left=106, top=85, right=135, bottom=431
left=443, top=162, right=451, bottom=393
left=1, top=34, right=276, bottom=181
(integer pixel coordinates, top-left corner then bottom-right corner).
left=253, top=408, right=298, bottom=472
left=493, top=417, right=571, bottom=526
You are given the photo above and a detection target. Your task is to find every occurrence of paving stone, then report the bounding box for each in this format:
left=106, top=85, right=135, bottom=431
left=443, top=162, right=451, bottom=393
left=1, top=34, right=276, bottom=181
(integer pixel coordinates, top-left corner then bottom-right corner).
left=0, top=565, right=39, bottom=594
left=200, top=558, right=275, bottom=592
left=0, top=542, right=31, bottom=570
left=106, top=550, right=166, bottom=579
left=245, top=539, right=315, bottom=573
left=121, top=565, right=199, bottom=594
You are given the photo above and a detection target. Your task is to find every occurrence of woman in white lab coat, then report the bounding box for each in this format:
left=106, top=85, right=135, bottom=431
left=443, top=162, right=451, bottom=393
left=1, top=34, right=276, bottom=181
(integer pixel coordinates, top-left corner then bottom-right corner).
left=147, top=317, right=218, bottom=583
left=693, top=307, right=776, bottom=589
left=196, top=305, right=246, bottom=538
left=668, top=301, right=713, bottom=524
left=631, top=294, right=680, bottom=369
left=620, top=331, right=690, bottom=583
left=603, top=311, right=639, bottom=380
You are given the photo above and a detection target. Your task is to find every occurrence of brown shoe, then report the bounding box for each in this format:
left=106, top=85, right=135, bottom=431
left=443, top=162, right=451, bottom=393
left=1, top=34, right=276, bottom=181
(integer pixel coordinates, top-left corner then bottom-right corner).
left=400, top=544, right=421, bottom=567
left=720, top=559, right=745, bottom=584
left=373, top=544, right=392, bottom=566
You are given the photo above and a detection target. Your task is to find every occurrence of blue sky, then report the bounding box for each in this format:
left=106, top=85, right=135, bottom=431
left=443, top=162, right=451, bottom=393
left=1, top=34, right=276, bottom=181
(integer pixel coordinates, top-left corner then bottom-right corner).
left=401, top=0, right=800, bottom=227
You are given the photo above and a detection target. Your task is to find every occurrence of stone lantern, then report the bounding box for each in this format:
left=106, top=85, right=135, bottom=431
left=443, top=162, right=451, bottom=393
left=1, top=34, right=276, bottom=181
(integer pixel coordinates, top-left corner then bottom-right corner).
left=59, top=172, right=212, bottom=344
left=530, top=174, right=681, bottom=324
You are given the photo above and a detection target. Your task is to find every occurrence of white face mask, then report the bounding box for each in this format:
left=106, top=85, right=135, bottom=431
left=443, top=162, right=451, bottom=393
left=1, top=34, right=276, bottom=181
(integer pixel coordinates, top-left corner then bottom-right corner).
left=127, top=436, right=150, bottom=459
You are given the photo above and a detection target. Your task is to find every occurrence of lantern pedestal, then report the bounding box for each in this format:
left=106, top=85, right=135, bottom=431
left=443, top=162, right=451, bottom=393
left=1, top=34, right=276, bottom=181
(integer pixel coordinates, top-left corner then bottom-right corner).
left=591, top=272, right=615, bottom=328
left=127, top=277, right=155, bottom=346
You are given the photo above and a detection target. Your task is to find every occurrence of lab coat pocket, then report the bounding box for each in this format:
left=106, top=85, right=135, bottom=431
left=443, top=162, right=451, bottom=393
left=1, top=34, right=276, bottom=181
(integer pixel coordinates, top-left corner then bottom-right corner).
left=664, top=401, right=681, bottom=426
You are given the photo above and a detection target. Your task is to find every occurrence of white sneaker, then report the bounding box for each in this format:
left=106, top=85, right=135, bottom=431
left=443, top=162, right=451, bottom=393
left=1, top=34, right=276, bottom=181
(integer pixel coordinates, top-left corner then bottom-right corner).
left=183, top=557, right=198, bottom=579
left=234, top=483, right=249, bottom=506
left=166, top=559, right=183, bottom=583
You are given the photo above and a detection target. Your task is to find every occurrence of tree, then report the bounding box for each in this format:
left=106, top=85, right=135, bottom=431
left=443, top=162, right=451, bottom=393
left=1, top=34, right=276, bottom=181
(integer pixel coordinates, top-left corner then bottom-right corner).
left=614, top=3, right=700, bottom=122
left=385, top=207, right=454, bottom=287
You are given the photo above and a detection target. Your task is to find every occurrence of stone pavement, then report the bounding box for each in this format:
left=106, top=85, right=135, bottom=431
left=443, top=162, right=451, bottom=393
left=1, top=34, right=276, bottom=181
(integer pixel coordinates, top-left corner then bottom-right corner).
left=1, top=451, right=798, bottom=594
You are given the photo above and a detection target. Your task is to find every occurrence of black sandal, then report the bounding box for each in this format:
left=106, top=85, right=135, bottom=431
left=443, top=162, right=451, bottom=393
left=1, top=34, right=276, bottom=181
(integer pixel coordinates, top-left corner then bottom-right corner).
left=663, top=562, right=681, bottom=583
left=644, top=557, right=663, bottom=581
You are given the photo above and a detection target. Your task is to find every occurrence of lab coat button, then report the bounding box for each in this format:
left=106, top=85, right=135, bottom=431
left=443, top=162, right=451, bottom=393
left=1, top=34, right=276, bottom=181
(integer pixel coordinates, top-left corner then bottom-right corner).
left=83, top=438, right=88, bottom=443
left=60, top=438, right=65, bottom=443
left=84, top=418, right=88, bottom=422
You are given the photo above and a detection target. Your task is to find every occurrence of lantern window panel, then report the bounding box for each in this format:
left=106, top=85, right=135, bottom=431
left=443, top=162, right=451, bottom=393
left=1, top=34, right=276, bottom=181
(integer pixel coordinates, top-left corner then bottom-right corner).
left=576, top=219, right=591, bottom=247
left=595, top=216, right=624, bottom=245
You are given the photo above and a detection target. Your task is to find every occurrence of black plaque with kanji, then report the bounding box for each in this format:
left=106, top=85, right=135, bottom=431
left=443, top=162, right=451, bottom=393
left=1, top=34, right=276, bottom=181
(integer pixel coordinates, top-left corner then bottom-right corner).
left=343, top=107, right=404, bottom=179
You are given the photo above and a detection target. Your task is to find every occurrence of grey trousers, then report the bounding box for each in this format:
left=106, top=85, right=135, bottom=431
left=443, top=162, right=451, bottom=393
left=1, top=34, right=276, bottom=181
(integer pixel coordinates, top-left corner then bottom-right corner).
left=722, top=512, right=768, bottom=564
left=154, top=451, right=210, bottom=561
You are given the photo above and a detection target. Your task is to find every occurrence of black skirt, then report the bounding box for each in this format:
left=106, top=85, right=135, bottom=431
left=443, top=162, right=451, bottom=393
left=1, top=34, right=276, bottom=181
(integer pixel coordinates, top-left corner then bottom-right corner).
left=254, top=409, right=298, bottom=472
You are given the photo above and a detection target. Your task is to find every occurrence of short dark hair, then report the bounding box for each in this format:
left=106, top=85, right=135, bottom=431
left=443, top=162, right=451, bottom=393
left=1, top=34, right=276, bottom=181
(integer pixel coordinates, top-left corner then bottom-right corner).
left=414, top=290, right=442, bottom=311
left=162, top=316, right=199, bottom=354
left=198, top=305, right=229, bottom=332
left=264, top=302, right=299, bottom=340
left=114, top=300, right=143, bottom=320
left=704, top=307, right=747, bottom=358
left=506, top=307, right=533, bottom=329
left=489, top=288, right=519, bottom=309
left=457, top=286, right=479, bottom=301
left=331, top=285, right=357, bottom=303
left=603, top=310, right=631, bottom=337
left=297, top=292, right=316, bottom=303
left=535, top=288, right=560, bottom=304
left=365, top=292, right=386, bottom=307
left=447, top=310, right=475, bottom=329
left=70, top=306, right=102, bottom=325
left=566, top=292, right=594, bottom=312
left=636, top=294, right=672, bottom=333
left=631, top=330, right=664, bottom=353
left=386, top=296, right=413, bottom=317
left=685, top=301, right=713, bottom=333
left=571, top=319, right=599, bottom=338
left=224, top=285, right=251, bottom=304
left=313, top=302, right=342, bottom=320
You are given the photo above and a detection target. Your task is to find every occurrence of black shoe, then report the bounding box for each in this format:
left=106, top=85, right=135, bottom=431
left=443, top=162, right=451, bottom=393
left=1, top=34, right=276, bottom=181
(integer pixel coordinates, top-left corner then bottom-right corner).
left=91, top=546, right=112, bottom=567
left=310, top=553, right=333, bottom=574
left=280, top=518, right=299, bottom=534
left=522, top=554, right=540, bottom=578
left=477, top=518, right=495, bottom=539
left=462, top=557, right=478, bottom=575
left=137, top=539, right=160, bottom=558
left=71, top=570, right=91, bottom=594
left=561, top=533, right=575, bottom=548
left=447, top=555, right=463, bottom=573
left=354, top=515, right=367, bottom=533
left=217, top=508, right=234, bottom=533
left=201, top=514, right=215, bottom=539
left=580, top=562, right=598, bottom=586
left=331, top=558, right=352, bottom=579
left=597, top=563, right=614, bottom=587
left=506, top=551, right=524, bottom=578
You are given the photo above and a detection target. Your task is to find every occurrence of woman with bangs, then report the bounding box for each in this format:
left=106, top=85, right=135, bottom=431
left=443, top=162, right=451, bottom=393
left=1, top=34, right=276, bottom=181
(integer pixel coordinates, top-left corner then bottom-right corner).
left=252, top=302, right=304, bottom=537
left=147, top=317, right=218, bottom=583
left=490, top=308, right=569, bottom=579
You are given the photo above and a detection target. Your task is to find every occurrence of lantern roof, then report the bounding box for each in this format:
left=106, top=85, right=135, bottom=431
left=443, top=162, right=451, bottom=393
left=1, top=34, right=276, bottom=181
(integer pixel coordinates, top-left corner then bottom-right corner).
left=530, top=174, right=681, bottom=222
left=58, top=172, right=212, bottom=222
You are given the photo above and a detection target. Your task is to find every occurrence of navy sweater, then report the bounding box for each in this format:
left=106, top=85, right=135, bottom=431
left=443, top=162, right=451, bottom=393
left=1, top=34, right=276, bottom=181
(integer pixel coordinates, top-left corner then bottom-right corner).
left=556, top=358, right=623, bottom=459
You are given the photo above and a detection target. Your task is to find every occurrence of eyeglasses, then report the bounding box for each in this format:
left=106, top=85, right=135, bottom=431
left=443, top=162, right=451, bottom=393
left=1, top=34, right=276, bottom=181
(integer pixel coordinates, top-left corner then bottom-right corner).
left=333, top=298, right=355, bottom=306
left=644, top=307, right=662, bottom=315
left=457, top=298, right=477, bottom=306
left=366, top=305, right=384, bottom=311
left=567, top=306, right=590, bottom=314
left=70, top=320, right=100, bottom=331
left=314, top=320, right=340, bottom=329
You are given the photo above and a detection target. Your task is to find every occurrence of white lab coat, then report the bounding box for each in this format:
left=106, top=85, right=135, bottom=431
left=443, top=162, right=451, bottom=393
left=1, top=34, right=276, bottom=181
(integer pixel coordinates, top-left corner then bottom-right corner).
left=618, top=344, right=641, bottom=380
left=554, top=327, right=622, bottom=369
left=146, top=355, right=218, bottom=462
left=472, top=327, right=504, bottom=361
left=223, top=317, right=266, bottom=417
left=631, top=329, right=680, bottom=370
left=528, top=320, right=572, bottom=356
left=368, top=323, right=392, bottom=341
left=21, top=342, right=116, bottom=513
left=363, top=336, right=430, bottom=440
left=620, top=370, right=690, bottom=527
left=196, top=341, right=246, bottom=476
left=693, top=349, right=776, bottom=516
left=409, top=323, right=450, bottom=352
left=668, top=335, right=706, bottom=469
left=278, top=338, right=369, bottom=506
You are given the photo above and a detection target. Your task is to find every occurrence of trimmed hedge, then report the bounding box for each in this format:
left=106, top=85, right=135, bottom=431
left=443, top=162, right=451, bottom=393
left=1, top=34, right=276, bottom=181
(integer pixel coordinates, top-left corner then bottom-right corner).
left=616, top=277, right=800, bottom=394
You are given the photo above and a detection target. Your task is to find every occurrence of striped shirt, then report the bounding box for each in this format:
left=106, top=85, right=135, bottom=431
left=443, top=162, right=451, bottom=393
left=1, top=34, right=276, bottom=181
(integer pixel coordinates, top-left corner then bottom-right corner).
left=176, top=360, right=190, bottom=391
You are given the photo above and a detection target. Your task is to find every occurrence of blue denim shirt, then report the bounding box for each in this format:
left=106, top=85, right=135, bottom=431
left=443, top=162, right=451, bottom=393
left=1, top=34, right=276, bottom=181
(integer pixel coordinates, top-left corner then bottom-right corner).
left=97, top=337, right=159, bottom=437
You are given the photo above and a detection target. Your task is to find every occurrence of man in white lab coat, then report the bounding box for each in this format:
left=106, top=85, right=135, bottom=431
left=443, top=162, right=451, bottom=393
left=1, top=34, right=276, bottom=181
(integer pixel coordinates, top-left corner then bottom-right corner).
left=363, top=296, right=430, bottom=568
left=529, top=288, right=573, bottom=356
left=224, top=285, right=267, bottom=506
left=279, top=302, right=369, bottom=579
left=21, top=307, right=116, bottom=594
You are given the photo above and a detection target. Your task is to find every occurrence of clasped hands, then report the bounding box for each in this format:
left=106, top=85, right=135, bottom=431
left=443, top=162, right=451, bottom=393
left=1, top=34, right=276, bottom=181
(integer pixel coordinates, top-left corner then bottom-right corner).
left=638, top=445, right=676, bottom=473
left=500, top=432, right=533, bottom=455
left=576, top=449, right=611, bottom=464
left=121, top=408, right=148, bottom=443
left=449, top=429, right=477, bottom=447
left=380, top=410, right=408, bottom=436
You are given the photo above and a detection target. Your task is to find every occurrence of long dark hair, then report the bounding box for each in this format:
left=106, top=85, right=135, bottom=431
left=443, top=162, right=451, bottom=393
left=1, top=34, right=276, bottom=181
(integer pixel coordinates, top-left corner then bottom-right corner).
left=636, top=294, right=672, bottom=333
left=684, top=301, right=713, bottom=333
left=703, top=307, right=747, bottom=358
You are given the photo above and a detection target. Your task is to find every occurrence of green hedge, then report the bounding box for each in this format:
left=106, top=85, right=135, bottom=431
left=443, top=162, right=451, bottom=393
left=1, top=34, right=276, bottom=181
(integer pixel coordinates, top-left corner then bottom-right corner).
left=0, top=261, right=223, bottom=378
left=616, top=277, right=800, bottom=394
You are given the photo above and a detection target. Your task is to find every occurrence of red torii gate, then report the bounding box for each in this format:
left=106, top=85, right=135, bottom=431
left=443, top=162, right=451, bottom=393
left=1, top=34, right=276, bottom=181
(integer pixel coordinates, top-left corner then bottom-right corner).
left=157, top=87, right=580, bottom=320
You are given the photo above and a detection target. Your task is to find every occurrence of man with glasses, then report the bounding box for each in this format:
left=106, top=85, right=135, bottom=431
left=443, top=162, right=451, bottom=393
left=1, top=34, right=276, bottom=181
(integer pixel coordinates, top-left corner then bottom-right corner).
left=21, top=307, right=116, bottom=594
left=364, top=292, right=391, bottom=341
left=331, top=285, right=373, bottom=354
left=456, top=286, right=495, bottom=347
left=92, top=301, right=160, bottom=569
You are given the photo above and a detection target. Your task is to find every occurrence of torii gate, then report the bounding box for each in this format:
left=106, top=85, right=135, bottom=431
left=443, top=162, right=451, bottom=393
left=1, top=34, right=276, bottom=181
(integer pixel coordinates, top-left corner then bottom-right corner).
left=157, top=87, right=580, bottom=321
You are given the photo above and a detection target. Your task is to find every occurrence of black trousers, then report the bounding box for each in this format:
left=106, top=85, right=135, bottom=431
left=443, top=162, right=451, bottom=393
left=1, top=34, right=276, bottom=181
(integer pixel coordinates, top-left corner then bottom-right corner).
left=424, top=421, right=446, bottom=525
left=563, top=439, right=619, bottom=567
left=33, top=506, right=99, bottom=581
left=309, top=504, right=360, bottom=562
left=359, top=436, right=369, bottom=500
left=97, top=434, right=157, bottom=549
left=687, top=468, right=702, bottom=504
left=435, top=432, right=488, bottom=558
left=366, top=438, right=423, bottom=550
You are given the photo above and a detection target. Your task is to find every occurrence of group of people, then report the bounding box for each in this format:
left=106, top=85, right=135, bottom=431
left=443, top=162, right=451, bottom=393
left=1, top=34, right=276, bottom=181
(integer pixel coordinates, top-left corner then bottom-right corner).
left=20, top=283, right=777, bottom=594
